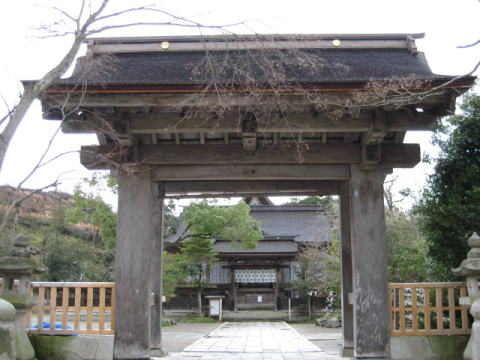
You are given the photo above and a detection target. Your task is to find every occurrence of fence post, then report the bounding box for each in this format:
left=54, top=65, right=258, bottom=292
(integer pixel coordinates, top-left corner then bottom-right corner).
left=288, top=298, right=291, bottom=322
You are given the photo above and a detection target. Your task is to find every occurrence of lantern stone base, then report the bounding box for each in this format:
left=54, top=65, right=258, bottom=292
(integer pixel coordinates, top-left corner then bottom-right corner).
left=0, top=297, right=17, bottom=360
left=1, top=294, right=37, bottom=360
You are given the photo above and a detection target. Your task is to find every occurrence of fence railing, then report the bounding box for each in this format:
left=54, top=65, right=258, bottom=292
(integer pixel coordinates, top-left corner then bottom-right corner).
left=2, top=280, right=473, bottom=337
left=27, top=282, right=115, bottom=335
left=389, top=282, right=471, bottom=336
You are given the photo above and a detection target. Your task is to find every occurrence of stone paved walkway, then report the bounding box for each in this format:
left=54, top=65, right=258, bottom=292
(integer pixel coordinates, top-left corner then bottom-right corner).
left=161, top=322, right=343, bottom=360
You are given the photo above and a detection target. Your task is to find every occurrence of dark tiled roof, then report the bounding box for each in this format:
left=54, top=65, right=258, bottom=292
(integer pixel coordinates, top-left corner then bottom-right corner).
left=165, top=204, right=332, bottom=245
left=165, top=216, right=187, bottom=244
left=65, top=48, right=438, bottom=85
left=214, top=239, right=298, bottom=254
left=249, top=205, right=332, bottom=243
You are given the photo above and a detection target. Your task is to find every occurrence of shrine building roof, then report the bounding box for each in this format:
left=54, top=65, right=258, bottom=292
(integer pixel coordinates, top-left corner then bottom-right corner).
left=165, top=203, right=332, bottom=248
left=214, top=239, right=298, bottom=254
left=249, top=205, right=332, bottom=243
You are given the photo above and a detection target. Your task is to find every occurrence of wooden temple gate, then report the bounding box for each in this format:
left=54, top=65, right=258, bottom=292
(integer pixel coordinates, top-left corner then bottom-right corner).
left=31, top=34, right=473, bottom=359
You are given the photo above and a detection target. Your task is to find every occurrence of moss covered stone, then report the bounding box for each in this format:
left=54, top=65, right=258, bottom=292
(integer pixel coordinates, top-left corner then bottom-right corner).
left=0, top=326, right=16, bottom=360
left=28, top=336, right=74, bottom=360
left=28, top=335, right=113, bottom=360
left=0, top=294, right=36, bottom=308
left=391, top=335, right=469, bottom=360
left=428, top=336, right=469, bottom=360
left=0, top=298, right=16, bottom=360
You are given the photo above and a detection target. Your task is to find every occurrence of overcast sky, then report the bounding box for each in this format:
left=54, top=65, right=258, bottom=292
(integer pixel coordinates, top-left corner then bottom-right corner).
left=0, top=0, right=478, bottom=209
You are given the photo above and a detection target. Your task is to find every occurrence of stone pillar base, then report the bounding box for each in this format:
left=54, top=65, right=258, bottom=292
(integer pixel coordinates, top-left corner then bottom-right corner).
left=151, top=348, right=168, bottom=357
left=341, top=346, right=354, bottom=357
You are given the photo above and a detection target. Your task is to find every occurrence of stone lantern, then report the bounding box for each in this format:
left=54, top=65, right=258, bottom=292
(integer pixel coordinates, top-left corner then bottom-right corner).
left=452, top=233, right=480, bottom=360
left=0, top=234, right=43, bottom=360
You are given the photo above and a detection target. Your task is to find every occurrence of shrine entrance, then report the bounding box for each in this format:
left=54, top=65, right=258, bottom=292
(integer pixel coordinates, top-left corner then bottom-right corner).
left=35, top=33, right=473, bottom=359
left=234, top=268, right=277, bottom=310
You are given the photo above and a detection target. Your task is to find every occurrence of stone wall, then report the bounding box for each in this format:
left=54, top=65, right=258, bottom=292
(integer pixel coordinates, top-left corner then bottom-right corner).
left=391, top=335, right=469, bottom=360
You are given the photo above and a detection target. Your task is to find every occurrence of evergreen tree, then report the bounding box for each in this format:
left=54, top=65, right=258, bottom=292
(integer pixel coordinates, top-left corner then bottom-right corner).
left=416, top=93, right=480, bottom=279
left=179, top=200, right=262, bottom=315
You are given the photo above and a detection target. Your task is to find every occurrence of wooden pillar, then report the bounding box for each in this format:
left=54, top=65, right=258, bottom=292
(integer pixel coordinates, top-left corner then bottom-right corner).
left=349, top=165, right=389, bottom=358
left=339, top=182, right=354, bottom=357
left=231, top=268, right=237, bottom=311
left=114, top=171, right=156, bottom=359
left=275, top=267, right=281, bottom=311
left=150, top=183, right=165, bottom=356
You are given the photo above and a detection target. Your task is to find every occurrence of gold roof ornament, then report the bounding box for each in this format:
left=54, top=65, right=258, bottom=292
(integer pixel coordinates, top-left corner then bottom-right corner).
left=160, top=41, right=170, bottom=50
left=332, top=39, right=341, bottom=47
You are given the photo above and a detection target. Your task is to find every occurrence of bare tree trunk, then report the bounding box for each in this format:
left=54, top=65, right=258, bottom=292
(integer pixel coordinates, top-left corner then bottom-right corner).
left=0, top=91, right=36, bottom=173
left=197, top=289, right=202, bottom=317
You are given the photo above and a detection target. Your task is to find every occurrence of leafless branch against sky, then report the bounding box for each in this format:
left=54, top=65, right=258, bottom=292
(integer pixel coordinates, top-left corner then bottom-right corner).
left=457, top=39, right=480, bottom=49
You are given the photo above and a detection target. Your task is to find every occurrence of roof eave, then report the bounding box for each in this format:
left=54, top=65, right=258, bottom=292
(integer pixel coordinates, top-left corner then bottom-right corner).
left=32, top=75, right=475, bottom=95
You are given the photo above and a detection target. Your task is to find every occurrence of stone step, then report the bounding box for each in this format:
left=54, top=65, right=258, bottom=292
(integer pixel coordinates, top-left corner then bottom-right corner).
left=236, top=303, right=276, bottom=310
left=222, top=310, right=289, bottom=321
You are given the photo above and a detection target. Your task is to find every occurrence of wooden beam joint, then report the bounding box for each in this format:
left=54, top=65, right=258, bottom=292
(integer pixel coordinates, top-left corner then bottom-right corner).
left=364, top=111, right=387, bottom=145
left=361, top=144, right=381, bottom=170
left=242, top=113, right=258, bottom=151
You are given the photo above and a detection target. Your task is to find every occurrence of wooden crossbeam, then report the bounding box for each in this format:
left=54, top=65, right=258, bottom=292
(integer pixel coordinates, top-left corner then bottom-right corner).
left=151, top=164, right=350, bottom=181
left=80, top=143, right=420, bottom=169
left=165, top=191, right=329, bottom=199
left=62, top=109, right=437, bottom=134
left=163, top=180, right=340, bottom=197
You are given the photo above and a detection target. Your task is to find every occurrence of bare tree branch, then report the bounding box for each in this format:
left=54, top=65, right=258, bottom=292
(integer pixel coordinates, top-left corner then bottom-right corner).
left=458, top=39, right=480, bottom=48
left=50, top=6, right=78, bottom=24
left=0, top=0, right=252, bottom=176
left=0, top=95, right=16, bottom=127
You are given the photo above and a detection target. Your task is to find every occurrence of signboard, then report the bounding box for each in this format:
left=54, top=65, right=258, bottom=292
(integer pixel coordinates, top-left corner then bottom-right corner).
left=234, top=269, right=276, bottom=283
left=209, top=299, right=220, bottom=316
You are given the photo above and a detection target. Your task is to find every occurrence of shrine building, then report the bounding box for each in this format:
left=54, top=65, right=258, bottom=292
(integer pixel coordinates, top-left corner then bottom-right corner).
left=165, top=196, right=333, bottom=311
